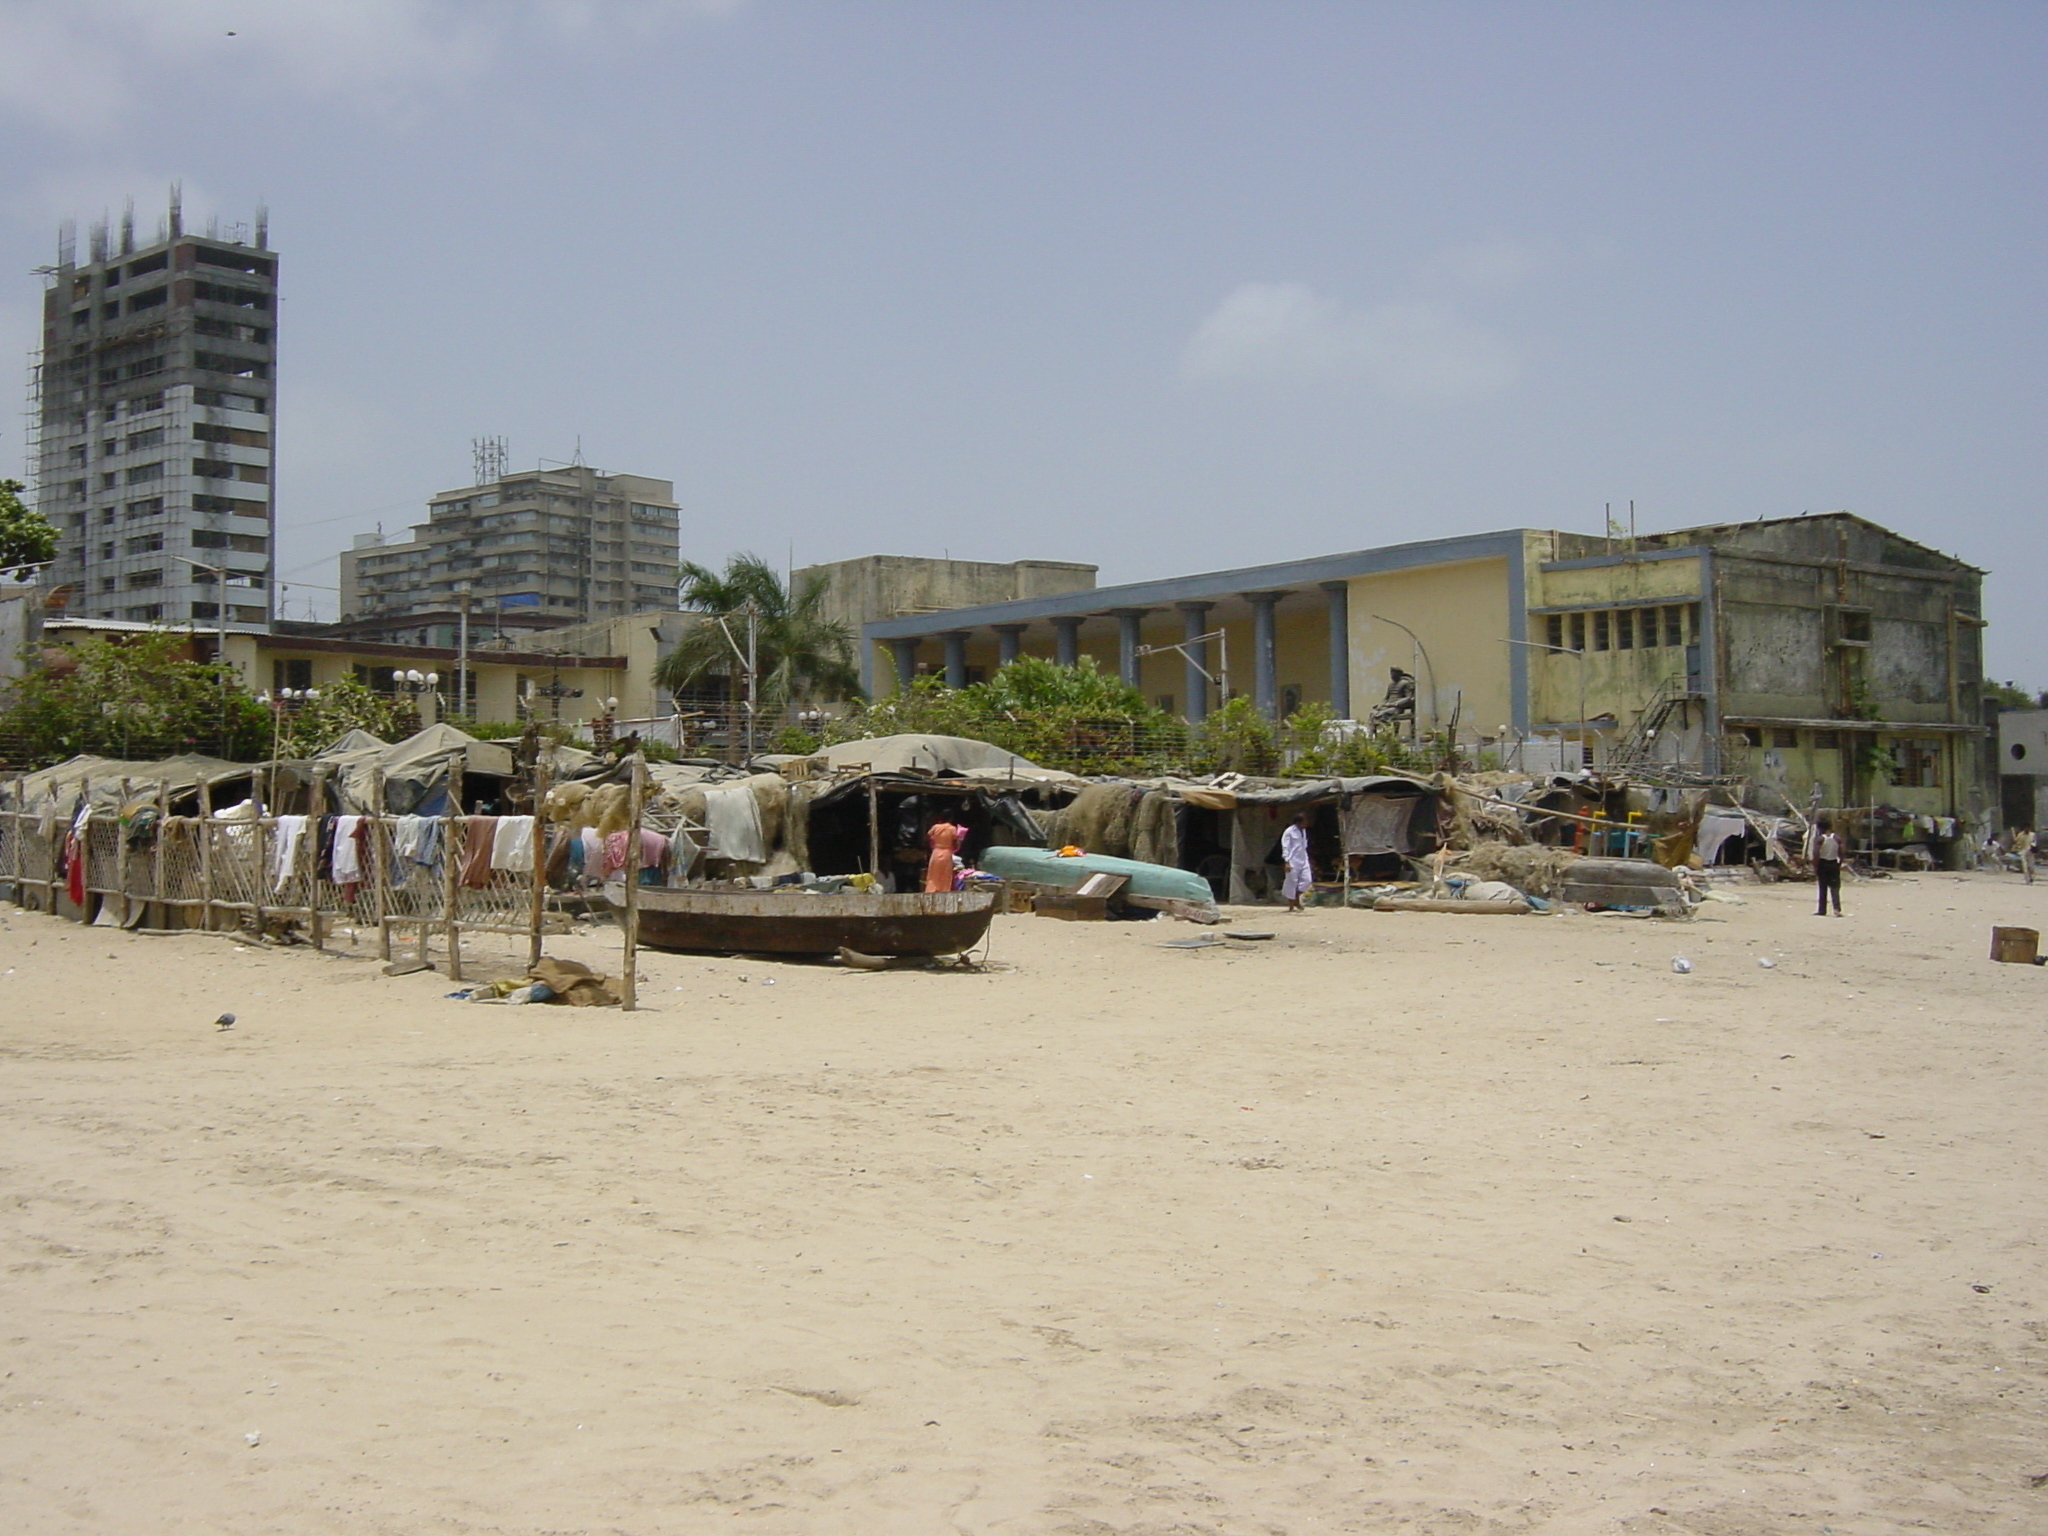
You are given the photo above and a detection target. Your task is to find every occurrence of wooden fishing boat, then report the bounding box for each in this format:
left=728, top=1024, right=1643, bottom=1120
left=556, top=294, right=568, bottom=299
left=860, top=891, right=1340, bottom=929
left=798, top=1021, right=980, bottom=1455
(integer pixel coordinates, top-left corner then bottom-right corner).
left=627, top=886, right=999, bottom=956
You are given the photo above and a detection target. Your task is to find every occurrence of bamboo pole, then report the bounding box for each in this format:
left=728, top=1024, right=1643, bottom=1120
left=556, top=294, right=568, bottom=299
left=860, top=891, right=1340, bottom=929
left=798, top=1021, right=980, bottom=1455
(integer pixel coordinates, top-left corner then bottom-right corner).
left=251, top=768, right=268, bottom=943
left=443, top=750, right=467, bottom=982
left=198, top=775, right=215, bottom=932
left=867, top=775, right=882, bottom=881
left=621, top=754, right=644, bottom=1011
left=528, top=756, right=552, bottom=970
left=115, top=777, right=131, bottom=922
left=150, top=779, right=169, bottom=927
left=370, top=767, right=390, bottom=961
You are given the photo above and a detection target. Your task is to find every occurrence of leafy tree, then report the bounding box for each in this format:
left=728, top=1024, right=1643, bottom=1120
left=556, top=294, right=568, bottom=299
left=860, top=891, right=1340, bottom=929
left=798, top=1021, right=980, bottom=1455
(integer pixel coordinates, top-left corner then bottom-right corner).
left=0, top=479, right=58, bottom=578
left=653, top=553, right=860, bottom=710
left=964, top=654, right=1149, bottom=716
left=269, top=677, right=423, bottom=759
left=0, top=632, right=268, bottom=765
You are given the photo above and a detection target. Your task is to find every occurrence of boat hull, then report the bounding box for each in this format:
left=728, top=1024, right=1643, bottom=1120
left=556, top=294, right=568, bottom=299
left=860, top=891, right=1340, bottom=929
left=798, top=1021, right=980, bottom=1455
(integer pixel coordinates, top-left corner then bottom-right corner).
left=630, top=887, right=999, bottom=956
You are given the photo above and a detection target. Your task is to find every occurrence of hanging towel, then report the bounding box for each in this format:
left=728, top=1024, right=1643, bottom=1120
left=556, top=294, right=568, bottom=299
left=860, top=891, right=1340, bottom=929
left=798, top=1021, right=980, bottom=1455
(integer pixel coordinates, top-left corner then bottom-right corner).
left=330, top=815, right=365, bottom=885
left=271, top=814, right=309, bottom=892
left=460, top=816, right=499, bottom=887
left=579, top=826, right=605, bottom=881
left=702, top=783, right=767, bottom=863
left=601, top=830, right=630, bottom=879
left=491, top=815, right=536, bottom=873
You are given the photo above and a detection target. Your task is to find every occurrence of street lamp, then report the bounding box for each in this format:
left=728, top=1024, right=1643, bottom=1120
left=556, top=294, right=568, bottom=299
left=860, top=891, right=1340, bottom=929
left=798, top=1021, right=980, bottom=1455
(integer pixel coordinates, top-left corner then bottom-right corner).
left=1501, top=636, right=1588, bottom=769
left=1369, top=614, right=1438, bottom=745
left=396, top=668, right=441, bottom=727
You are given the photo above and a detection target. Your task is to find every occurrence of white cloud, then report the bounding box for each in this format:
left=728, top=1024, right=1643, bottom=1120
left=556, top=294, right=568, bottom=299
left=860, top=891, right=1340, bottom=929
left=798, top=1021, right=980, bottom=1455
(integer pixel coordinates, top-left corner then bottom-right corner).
left=1181, top=281, right=1520, bottom=401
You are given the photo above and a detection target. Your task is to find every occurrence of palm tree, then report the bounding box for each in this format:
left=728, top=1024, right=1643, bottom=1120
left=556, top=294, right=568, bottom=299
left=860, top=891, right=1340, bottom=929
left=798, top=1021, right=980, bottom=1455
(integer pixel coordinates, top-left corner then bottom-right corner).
left=652, top=553, right=861, bottom=712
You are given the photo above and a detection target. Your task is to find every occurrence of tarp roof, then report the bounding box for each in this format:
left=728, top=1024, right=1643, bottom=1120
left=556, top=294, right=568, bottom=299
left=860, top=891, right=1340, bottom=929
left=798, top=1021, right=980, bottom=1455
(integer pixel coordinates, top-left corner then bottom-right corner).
left=3, top=751, right=248, bottom=811
left=816, top=734, right=1081, bottom=785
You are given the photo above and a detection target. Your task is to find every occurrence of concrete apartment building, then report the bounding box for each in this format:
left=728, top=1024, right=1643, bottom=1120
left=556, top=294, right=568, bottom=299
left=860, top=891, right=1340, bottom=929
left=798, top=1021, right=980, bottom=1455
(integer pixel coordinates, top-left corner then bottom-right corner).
left=339, top=464, right=681, bottom=637
left=865, top=513, right=1989, bottom=833
left=29, top=193, right=277, bottom=630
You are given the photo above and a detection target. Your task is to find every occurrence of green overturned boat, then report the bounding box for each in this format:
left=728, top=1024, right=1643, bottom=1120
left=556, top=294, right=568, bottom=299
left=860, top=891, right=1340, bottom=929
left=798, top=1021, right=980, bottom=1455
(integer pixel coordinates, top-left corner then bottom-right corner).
left=974, top=846, right=1219, bottom=918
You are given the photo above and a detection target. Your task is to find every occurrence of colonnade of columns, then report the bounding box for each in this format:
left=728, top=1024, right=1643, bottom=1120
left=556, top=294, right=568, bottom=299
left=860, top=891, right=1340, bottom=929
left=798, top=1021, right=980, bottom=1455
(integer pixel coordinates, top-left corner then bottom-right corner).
left=886, top=580, right=1355, bottom=723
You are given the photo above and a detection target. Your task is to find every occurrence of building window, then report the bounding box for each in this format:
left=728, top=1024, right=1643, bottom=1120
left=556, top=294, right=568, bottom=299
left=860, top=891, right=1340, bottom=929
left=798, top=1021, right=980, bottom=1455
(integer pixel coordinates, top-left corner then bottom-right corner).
left=193, top=458, right=235, bottom=480
left=1616, top=610, right=1634, bottom=650
left=125, top=428, right=164, bottom=450
left=125, top=497, right=164, bottom=519
left=1568, top=612, right=1585, bottom=652
left=125, top=462, right=163, bottom=483
left=1545, top=614, right=1564, bottom=650
left=1740, top=726, right=1763, bottom=747
left=1770, top=728, right=1798, bottom=749
left=274, top=658, right=314, bottom=691
left=1664, top=606, right=1684, bottom=647
left=1812, top=731, right=1840, bottom=751
left=123, top=603, right=163, bottom=621
left=125, top=533, right=163, bottom=554
left=1592, top=611, right=1611, bottom=651
left=125, top=569, right=163, bottom=589
left=1894, top=739, right=1942, bottom=789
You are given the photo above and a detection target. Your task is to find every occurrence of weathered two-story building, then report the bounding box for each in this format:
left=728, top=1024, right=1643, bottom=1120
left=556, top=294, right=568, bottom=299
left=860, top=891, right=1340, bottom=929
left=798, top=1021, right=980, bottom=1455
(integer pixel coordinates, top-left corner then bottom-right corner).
left=860, top=512, right=1988, bottom=834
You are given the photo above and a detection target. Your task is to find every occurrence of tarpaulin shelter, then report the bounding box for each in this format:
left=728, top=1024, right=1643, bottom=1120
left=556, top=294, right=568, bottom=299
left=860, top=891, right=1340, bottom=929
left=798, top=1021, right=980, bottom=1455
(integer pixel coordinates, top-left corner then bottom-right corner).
left=2, top=752, right=249, bottom=814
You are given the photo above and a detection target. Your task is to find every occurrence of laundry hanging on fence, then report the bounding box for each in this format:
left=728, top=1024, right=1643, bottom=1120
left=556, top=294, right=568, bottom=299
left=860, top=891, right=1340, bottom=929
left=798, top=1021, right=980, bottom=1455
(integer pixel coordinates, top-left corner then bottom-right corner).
left=490, top=815, right=535, bottom=873
left=701, top=783, right=767, bottom=863
left=271, top=814, right=309, bottom=892
left=331, top=815, right=366, bottom=886
left=460, top=816, right=499, bottom=887
left=391, top=814, right=438, bottom=875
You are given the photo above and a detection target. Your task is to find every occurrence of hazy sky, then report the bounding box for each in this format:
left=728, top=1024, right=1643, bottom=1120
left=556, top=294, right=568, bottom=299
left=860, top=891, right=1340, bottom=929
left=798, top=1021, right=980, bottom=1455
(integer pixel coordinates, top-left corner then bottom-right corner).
left=2, top=2, right=2042, bottom=676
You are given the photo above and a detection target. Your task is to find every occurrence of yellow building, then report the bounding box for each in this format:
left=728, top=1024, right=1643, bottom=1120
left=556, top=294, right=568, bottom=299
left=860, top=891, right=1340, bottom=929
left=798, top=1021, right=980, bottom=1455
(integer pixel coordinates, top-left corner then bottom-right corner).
left=863, top=514, right=1988, bottom=822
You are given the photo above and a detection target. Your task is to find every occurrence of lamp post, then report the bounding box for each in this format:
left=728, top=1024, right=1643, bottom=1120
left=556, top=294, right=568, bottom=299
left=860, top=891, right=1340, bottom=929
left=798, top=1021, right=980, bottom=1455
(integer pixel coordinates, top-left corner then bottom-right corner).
left=174, top=554, right=232, bottom=749
left=1501, top=636, right=1588, bottom=769
left=1135, top=629, right=1231, bottom=715
left=1370, top=614, right=1438, bottom=745
left=396, top=668, right=441, bottom=729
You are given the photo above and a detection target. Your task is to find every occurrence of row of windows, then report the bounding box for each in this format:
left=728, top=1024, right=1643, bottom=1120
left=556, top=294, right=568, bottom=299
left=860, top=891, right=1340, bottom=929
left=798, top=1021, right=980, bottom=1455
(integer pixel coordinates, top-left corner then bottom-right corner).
left=1543, top=603, right=1700, bottom=654
left=1731, top=729, right=1945, bottom=789
left=93, top=601, right=267, bottom=624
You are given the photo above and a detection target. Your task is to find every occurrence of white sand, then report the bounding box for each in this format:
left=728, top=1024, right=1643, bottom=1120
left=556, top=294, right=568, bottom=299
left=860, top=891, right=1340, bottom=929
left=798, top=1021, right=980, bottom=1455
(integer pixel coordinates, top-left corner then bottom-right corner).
left=2, top=871, right=2044, bottom=1533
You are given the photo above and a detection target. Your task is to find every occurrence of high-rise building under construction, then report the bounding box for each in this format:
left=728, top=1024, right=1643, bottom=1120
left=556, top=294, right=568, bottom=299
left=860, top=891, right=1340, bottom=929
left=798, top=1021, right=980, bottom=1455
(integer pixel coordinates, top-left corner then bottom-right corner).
left=28, top=191, right=276, bottom=629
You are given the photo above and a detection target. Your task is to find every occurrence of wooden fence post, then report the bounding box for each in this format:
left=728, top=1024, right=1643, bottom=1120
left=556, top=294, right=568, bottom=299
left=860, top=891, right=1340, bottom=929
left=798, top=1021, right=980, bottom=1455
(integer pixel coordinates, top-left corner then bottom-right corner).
left=528, top=756, right=552, bottom=970
left=621, top=754, right=644, bottom=1011
left=442, top=750, right=467, bottom=982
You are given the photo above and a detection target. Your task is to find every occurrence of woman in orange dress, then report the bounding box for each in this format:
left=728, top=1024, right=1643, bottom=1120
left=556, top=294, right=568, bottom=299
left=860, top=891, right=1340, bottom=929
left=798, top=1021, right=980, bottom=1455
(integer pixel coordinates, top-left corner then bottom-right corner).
left=924, top=817, right=965, bottom=893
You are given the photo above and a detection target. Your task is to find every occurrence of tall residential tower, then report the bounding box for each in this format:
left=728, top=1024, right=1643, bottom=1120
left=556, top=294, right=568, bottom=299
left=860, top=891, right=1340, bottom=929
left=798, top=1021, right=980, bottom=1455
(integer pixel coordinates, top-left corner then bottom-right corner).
left=29, top=192, right=276, bottom=629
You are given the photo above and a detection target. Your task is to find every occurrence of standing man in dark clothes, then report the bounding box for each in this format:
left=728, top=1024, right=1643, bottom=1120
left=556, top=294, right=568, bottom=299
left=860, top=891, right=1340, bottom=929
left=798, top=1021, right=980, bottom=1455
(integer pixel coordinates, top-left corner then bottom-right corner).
left=1810, top=817, right=1844, bottom=916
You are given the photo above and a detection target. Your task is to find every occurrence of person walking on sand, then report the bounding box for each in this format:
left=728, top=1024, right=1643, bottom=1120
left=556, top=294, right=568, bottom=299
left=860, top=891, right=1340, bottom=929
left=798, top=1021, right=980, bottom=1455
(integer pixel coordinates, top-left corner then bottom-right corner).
left=2017, top=827, right=2037, bottom=885
left=1280, top=810, right=1313, bottom=913
left=1810, top=817, right=1844, bottom=916
left=924, top=815, right=966, bottom=894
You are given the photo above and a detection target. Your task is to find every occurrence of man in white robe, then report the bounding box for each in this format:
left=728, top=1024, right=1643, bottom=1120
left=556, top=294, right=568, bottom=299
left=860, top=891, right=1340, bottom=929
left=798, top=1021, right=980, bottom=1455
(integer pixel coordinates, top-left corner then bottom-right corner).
left=1280, top=810, right=1313, bottom=912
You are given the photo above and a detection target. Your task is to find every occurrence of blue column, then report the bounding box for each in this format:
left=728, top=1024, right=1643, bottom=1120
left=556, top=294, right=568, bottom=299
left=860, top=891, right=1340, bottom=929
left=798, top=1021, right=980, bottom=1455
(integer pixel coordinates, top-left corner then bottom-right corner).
left=1177, top=601, right=1212, bottom=722
left=1113, top=608, right=1150, bottom=687
left=1321, top=581, right=1351, bottom=718
left=1052, top=616, right=1081, bottom=667
left=891, top=637, right=917, bottom=693
left=1247, top=590, right=1285, bottom=720
left=994, top=624, right=1025, bottom=666
left=942, top=631, right=969, bottom=689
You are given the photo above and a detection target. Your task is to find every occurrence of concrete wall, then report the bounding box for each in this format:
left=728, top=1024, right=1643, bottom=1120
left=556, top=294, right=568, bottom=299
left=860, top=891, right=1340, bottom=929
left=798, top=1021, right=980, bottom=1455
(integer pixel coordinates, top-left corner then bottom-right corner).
left=799, top=555, right=1097, bottom=647
left=1348, top=558, right=1512, bottom=735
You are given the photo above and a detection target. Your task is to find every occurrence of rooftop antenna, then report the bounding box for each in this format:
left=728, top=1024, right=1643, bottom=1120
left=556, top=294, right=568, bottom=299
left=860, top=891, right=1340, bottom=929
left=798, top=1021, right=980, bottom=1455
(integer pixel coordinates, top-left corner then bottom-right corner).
left=472, top=435, right=507, bottom=486
left=571, top=434, right=585, bottom=467
left=254, top=201, right=268, bottom=248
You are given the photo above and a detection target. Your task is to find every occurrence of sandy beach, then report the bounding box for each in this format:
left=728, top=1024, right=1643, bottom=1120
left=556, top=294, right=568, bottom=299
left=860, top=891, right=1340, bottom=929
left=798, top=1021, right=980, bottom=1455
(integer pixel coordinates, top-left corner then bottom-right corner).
left=3, top=871, right=2045, bottom=1534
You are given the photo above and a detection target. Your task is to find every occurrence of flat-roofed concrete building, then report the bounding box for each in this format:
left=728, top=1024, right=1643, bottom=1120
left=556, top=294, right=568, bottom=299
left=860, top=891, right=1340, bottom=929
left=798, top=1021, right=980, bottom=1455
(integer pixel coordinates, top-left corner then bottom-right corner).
left=30, top=193, right=277, bottom=630
left=340, top=464, right=680, bottom=631
left=864, top=514, right=1989, bottom=832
